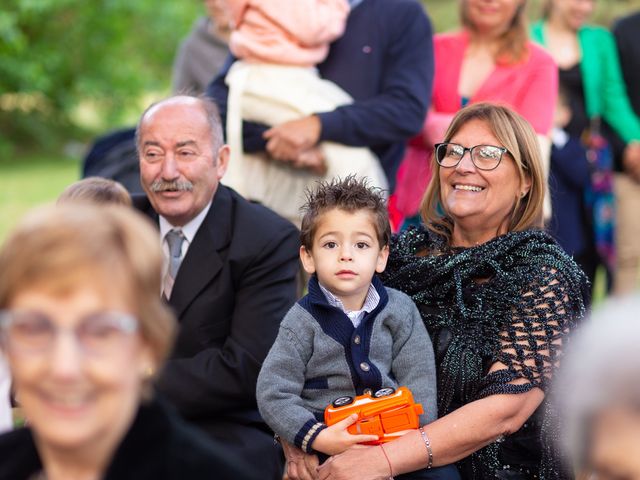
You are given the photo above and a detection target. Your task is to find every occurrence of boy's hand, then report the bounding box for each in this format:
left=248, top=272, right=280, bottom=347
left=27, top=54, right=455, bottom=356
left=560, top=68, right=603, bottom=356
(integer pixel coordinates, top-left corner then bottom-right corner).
left=312, top=414, right=379, bottom=455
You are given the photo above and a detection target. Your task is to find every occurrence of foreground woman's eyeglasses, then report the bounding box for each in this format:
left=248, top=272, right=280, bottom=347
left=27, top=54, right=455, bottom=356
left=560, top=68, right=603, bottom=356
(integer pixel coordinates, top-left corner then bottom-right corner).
left=0, top=310, right=138, bottom=356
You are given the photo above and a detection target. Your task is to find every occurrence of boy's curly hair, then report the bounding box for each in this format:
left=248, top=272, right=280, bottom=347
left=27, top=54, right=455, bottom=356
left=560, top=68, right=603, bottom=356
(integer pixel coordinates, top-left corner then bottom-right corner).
left=300, top=176, right=390, bottom=250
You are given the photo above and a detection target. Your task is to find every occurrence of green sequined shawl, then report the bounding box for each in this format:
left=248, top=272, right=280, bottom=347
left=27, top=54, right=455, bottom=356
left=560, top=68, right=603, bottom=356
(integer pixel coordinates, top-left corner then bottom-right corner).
left=383, top=227, right=590, bottom=479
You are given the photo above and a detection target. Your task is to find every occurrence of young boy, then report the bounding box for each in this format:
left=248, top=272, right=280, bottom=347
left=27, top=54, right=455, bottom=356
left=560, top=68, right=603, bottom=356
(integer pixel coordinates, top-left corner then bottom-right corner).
left=256, top=177, right=459, bottom=479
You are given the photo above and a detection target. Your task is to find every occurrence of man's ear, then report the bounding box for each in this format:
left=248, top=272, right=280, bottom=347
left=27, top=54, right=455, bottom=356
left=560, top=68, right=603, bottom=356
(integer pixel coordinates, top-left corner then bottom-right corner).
left=216, top=144, right=230, bottom=179
left=375, top=245, right=390, bottom=274
left=299, top=246, right=316, bottom=274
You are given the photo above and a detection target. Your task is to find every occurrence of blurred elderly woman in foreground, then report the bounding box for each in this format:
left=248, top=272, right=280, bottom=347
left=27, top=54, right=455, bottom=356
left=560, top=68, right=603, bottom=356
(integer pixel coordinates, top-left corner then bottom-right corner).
left=556, top=295, right=640, bottom=480
left=0, top=204, right=252, bottom=480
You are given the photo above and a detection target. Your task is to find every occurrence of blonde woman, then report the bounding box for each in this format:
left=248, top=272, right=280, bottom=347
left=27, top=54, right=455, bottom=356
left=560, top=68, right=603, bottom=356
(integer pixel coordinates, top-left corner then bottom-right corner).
left=314, top=104, right=588, bottom=480
left=0, top=205, right=253, bottom=480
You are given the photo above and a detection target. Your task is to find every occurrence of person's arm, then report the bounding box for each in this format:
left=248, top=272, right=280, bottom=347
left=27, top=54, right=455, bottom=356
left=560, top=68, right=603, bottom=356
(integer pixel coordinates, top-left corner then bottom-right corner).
left=623, top=143, right=640, bottom=182
left=319, top=266, right=582, bottom=479
left=317, top=388, right=544, bottom=480
left=156, top=221, right=300, bottom=416
left=256, top=314, right=327, bottom=448
left=264, top=2, right=434, bottom=164
left=317, top=2, right=434, bottom=148
left=596, top=29, right=640, bottom=143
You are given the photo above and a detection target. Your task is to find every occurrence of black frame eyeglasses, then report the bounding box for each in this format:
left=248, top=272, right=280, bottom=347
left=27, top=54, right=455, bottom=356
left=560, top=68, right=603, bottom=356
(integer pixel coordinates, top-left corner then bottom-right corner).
left=435, top=142, right=508, bottom=171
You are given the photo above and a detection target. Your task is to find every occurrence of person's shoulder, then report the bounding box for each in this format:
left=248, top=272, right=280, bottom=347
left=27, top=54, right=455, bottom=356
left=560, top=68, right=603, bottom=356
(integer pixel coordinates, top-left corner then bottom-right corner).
left=137, top=400, right=258, bottom=479
left=579, top=24, right=614, bottom=43
left=384, top=286, right=414, bottom=305
left=372, top=0, right=423, bottom=10
left=224, top=185, right=298, bottom=236
left=282, top=300, right=315, bottom=327
left=370, top=0, right=428, bottom=22
left=434, top=30, right=464, bottom=51
left=0, top=427, right=40, bottom=479
left=614, top=11, right=640, bottom=33
left=435, top=30, right=463, bottom=43
left=526, top=40, right=557, bottom=66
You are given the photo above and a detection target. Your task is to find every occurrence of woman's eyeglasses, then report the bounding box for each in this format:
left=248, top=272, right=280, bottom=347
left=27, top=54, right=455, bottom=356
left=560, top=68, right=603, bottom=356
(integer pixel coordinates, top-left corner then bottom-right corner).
left=435, top=142, right=508, bottom=171
left=0, top=310, right=138, bottom=356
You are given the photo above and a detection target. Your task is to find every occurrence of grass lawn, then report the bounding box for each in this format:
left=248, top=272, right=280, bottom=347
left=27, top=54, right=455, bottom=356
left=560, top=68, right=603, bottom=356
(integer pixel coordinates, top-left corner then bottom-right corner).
left=1, top=154, right=81, bottom=241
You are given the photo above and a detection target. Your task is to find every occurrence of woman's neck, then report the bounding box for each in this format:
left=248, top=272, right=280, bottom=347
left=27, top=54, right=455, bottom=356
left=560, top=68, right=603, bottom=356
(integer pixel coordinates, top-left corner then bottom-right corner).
left=451, top=224, right=505, bottom=248
left=544, top=15, right=581, bottom=68
left=34, top=400, right=137, bottom=480
left=546, top=12, right=578, bottom=35
left=36, top=446, right=107, bottom=480
left=467, top=29, right=502, bottom=54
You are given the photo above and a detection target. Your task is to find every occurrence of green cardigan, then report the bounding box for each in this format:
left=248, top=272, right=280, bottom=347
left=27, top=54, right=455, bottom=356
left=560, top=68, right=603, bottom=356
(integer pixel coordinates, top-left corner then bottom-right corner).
left=531, top=21, right=640, bottom=143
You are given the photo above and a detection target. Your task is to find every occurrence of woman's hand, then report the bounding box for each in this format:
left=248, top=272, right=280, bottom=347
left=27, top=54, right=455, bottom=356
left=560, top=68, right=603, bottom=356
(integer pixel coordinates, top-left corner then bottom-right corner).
left=282, top=440, right=319, bottom=480
left=317, top=444, right=391, bottom=480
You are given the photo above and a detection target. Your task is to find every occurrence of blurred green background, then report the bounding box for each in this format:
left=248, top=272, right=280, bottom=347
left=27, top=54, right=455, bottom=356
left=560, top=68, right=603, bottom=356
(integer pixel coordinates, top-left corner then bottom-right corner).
left=1, top=0, right=639, bottom=241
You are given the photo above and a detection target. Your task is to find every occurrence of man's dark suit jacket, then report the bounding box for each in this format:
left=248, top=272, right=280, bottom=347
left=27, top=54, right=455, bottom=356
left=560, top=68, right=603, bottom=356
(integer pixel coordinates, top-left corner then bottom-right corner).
left=134, top=185, right=300, bottom=479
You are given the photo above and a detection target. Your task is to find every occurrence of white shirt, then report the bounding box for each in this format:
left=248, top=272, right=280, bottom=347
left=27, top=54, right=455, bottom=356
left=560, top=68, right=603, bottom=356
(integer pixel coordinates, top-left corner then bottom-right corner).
left=319, top=283, right=380, bottom=328
left=159, top=200, right=213, bottom=279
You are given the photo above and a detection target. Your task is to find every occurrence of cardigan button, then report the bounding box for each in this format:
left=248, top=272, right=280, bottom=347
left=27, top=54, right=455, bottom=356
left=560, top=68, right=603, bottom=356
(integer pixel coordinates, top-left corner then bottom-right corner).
left=354, top=335, right=361, bottom=345
left=360, top=362, right=370, bottom=372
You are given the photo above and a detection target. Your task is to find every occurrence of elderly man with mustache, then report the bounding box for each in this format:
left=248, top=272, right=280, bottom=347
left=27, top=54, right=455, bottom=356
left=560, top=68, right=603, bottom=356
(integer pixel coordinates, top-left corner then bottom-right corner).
left=133, top=94, right=300, bottom=480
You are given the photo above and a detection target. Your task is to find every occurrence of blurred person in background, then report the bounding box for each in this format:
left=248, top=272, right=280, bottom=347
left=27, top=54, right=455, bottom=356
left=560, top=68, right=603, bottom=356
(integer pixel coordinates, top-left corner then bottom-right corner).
left=0, top=204, right=252, bottom=480
left=172, top=0, right=232, bottom=95
left=604, top=10, right=640, bottom=295
left=221, top=0, right=388, bottom=225
left=547, top=89, right=593, bottom=288
left=555, top=295, right=640, bottom=479
left=394, top=0, right=557, bottom=230
left=531, top=0, right=640, bottom=293
left=208, top=0, right=435, bottom=221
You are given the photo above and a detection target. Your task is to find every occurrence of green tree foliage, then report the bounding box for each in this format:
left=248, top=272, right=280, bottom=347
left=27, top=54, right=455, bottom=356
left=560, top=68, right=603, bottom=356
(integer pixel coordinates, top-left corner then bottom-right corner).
left=0, top=0, right=202, bottom=150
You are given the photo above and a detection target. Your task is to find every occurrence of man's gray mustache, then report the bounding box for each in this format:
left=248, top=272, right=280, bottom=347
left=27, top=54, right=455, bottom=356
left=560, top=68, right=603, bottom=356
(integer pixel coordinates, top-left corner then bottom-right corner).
left=150, top=180, right=194, bottom=192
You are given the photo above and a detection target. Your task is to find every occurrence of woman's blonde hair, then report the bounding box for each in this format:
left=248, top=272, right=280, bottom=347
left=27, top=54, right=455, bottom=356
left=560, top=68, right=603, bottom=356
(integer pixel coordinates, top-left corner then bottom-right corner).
left=460, top=0, right=530, bottom=64
left=0, top=204, right=175, bottom=379
left=58, top=177, right=132, bottom=206
left=421, top=102, right=545, bottom=243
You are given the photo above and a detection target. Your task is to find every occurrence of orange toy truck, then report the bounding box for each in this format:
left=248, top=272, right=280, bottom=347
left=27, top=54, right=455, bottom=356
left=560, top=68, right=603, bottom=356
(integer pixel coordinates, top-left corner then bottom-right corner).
left=324, top=386, right=423, bottom=444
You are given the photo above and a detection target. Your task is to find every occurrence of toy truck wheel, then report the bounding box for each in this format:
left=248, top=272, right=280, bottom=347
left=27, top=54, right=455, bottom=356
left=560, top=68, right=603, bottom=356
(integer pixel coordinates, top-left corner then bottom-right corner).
left=332, top=396, right=354, bottom=408
left=373, top=387, right=396, bottom=398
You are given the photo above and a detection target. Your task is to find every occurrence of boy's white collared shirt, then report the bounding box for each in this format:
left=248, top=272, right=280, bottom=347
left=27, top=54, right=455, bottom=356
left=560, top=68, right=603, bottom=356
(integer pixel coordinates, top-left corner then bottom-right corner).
left=319, top=282, right=379, bottom=328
